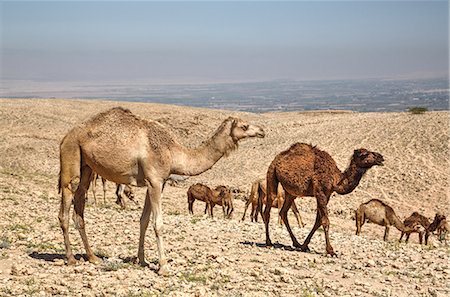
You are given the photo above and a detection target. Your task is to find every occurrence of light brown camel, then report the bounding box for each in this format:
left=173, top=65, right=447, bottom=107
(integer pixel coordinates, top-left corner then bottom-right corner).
left=355, top=199, right=417, bottom=241
left=187, top=184, right=234, bottom=219
left=264, top=143, right=384, bottom=256
left=399, top=212, right=430, bottom=244
left=241, top=178, right=304, bottom=228
left=58, top=107, right=265, bottom=275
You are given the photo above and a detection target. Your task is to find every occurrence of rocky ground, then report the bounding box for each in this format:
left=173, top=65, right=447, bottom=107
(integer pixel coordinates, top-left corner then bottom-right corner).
left=0, top=99, right=448, bottom=296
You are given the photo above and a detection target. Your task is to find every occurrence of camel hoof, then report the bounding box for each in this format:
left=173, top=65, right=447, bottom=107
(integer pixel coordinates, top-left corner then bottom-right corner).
left=66, top=256, right=77, bottom=265
left=266, top=239, right=273, bottom=248
left=327, top=250, right=338, bottom=257
left=299, top=245, right=310, bottom=253
left=88, top=255, right=102, bottom=265
left=158, top=265, right=170, bottom=276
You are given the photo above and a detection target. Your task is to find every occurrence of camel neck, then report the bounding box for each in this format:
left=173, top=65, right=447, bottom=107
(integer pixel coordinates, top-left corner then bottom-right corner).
left=334, top=161, right=368, bottom=195
left=170, top=130, right=236, bottom=176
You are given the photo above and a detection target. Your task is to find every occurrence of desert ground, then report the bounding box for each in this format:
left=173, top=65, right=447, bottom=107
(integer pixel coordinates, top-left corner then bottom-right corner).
left=0, top=98, right=448, bottom=297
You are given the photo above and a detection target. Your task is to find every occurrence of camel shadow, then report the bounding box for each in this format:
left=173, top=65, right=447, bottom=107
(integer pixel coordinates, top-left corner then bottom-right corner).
left=239, top=241, right=297, bottom=251
left=239, top=241, right=327, bottom=255
left=28, top=251, right=109, bottom=263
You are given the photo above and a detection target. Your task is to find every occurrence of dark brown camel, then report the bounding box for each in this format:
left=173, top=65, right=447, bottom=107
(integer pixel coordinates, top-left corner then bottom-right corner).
left=399, top=211, right=431, bottom=244
left=264, top=143, right=384, bottom=256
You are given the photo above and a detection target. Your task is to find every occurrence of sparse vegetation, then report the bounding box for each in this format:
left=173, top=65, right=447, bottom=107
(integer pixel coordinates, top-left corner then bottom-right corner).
left=408, top=106, right=428, bottom=114
left=0, top=236, right=11, bottom=249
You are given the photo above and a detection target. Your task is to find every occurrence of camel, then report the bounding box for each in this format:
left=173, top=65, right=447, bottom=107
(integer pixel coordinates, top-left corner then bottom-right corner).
left=399, top=212, right=430, bottom=244
left=426, top=212, right=447, bottom=244
left=355, top=199, right=417, bottom=241
left=90, top=173, right=106, bottom=205
left=436, top=218, right=448, bottom=244
left=90, top=173, right=135, bottom=209
left=241, top=178, right=304, bottom=228
left=187, top=183, right=234, bottom=218
left=263, top=143, right=384, bottom=256
left=209, top=185, right=234, bottom=219
left=58, top=107, right=265, bottom=275
left=115, top=184, right=136, bottom=209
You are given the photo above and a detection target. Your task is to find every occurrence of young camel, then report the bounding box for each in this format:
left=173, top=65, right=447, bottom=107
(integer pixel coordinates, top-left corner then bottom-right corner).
left=211, top=185, right=234, bottom=219
left=187, top=183, right=233, bottom=218
left=58, top=107, right=265, bottom=275
left=241, top=178, right=304, bottom=227
left=355, top=199, right=417, bottom=241
left=426, top=212, right=447, bottom=245
left=436, top=218, right=449, bottom=244
left=399, top=212, right=430, bottom=244
left=264, top=143, right=384, bottom=256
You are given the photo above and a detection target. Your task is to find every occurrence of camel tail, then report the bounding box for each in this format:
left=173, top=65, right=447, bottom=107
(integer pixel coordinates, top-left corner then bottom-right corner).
left=58, top=172, right=62, bottom=194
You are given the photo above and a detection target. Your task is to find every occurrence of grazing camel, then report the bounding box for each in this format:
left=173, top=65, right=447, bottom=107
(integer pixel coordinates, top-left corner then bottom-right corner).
left=58, top=107, right=265, bottom=275
left=399, top=212, right=430, bottom=244
left=187, top=184, right=234, bottom=218
left=426, top=212, right=447, bottom=244
left=264, top=143, right=384, bottom=256
left=355, top=199, right=417, bottom=241
left=210, top=185, right=234, bottom=219
left=436, top=218, right=448, bottom=244
left=241, top=178, right=304, bottom=228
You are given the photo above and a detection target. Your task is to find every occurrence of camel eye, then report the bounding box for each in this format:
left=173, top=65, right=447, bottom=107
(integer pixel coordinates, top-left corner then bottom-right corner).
left=242, top=124, right=249, bottom=131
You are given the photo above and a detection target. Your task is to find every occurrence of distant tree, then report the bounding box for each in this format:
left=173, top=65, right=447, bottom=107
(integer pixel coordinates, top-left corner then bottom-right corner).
left=408, top=107, right=428, bottom=114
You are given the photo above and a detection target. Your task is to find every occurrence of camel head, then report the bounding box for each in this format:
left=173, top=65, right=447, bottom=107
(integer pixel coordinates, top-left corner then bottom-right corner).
left=352, top=148, right=384, bottom=168
left=227, top=117, right=265, bottom=141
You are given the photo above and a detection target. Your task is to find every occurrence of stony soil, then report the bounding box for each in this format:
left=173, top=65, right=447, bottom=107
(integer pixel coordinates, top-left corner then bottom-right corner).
left=0, top=99, right=448, bottom=297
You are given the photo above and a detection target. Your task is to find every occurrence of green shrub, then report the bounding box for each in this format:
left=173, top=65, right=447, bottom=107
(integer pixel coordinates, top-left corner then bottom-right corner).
left=408, top=107, right=428, bottom=114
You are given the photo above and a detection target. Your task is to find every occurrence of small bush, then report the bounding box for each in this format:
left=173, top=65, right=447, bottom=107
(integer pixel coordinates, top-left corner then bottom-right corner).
left=0, top=237, right=11, bottom=249
left=408, top=107, right=428, bottom=114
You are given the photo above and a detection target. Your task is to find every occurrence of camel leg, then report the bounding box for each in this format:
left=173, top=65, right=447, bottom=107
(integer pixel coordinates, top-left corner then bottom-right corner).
left=264, top=171, right=278, bottom=247
left=425, top=231, right=430, bottom=245
left=101, top=177, right=106, bottom=204
left=355, top=208, right=365, bottom=235
left=320, top=204, right=336, bottom=256
left=277, top=197, right=283, bottom=226
left=418, top=231, right=424, bottom=244
left=300, top=210, right=322, bottom=253
left=405, top=233, right=411, bottom=243
left=72, top=165, right=101, bottom=264
left=91, top=174, right=97, bottom=207
left=241, top=198, right=252, bottom=221
left=138, top=182, right=168, bottom=275
left=187, top=193, right=194, bottom=215
left=279, top=193, right=301, bottom=248
left=149, top=182, right=168, bottom=275
left=399, top=232, right=405, bottom=242
left=59, top=186, right=77, bottom=265
left=290, top=200, right=304, bottom=228
left=383, top=226, right=390, bottom=241
left=227, top=202, right=234, bottom=219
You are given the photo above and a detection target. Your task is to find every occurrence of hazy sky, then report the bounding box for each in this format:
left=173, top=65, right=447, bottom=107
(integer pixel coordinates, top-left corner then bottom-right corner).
left=1, top=1, right=448, bottom=83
